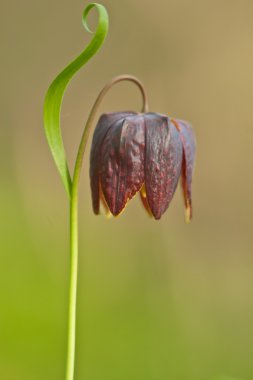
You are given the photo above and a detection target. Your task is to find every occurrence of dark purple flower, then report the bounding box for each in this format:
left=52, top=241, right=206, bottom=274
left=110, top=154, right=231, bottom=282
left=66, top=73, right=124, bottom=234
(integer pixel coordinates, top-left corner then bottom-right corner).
left=90, top=112, right=196, bottom=220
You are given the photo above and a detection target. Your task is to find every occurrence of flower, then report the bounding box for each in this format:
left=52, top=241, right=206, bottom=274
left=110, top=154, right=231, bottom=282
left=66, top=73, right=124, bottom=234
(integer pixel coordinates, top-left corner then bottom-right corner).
left=89, top=112, right=196, bottom=220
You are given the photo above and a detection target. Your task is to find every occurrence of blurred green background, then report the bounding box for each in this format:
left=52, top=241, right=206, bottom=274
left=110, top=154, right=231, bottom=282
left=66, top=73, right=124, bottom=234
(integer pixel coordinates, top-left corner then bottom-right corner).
left=1, top=0, right=253, bottom=379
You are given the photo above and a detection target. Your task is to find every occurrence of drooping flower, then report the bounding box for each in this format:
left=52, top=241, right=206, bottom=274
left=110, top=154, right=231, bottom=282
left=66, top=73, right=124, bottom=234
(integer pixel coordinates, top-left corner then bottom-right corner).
left=89, top=112, right=196, bottom=220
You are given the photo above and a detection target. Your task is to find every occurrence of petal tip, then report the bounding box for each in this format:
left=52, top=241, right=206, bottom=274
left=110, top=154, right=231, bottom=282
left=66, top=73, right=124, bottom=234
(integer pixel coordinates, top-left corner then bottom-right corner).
left=140, top=184, right=154, bottom=218
left=185, top=201, right=192, bottom=223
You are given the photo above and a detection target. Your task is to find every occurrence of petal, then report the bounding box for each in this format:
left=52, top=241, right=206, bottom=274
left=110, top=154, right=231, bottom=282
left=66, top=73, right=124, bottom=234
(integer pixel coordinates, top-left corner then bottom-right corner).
left=90, top=112, right=135, bottom=214
left=100, top=114, right=145, bottom=216
left=144, top=113, right=183, bottom=220
left=171, top=119, right=196, bottom=221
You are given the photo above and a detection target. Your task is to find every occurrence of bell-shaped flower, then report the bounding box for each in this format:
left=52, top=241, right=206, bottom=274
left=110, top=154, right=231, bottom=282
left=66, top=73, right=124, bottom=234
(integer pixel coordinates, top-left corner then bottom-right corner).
left=90, top=112, right=196, bottom=220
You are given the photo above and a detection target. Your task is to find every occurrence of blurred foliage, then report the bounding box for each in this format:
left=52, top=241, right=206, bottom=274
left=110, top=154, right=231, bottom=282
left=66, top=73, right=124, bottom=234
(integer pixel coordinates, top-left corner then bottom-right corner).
left=1, top=0, right=253, bottom=379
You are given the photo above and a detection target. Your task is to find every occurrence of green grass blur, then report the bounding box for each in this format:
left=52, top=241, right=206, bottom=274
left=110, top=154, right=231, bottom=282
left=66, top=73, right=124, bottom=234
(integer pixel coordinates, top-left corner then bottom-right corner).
left=1, top=0, right=253, bottom=379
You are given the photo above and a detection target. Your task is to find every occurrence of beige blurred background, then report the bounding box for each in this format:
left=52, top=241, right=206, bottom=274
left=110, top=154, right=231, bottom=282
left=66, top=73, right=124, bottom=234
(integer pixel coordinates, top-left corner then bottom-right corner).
left=1, top=0, right=253, bottom=379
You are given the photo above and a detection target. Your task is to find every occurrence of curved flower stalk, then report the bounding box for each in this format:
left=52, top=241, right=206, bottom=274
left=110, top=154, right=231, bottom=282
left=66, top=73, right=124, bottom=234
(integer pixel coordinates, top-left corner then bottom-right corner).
left=43, top=3, right=196, bottom=380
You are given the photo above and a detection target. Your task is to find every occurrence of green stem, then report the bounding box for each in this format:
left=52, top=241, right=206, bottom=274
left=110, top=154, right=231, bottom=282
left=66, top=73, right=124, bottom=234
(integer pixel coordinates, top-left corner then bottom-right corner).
left=65, top=75, right=148, bottom=380
left=66, top=186, right=79, bottom=380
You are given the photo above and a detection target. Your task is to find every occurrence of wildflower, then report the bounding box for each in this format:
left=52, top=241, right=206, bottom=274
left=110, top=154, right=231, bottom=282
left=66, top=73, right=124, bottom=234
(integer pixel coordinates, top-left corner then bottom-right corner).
left=90, top=112, right=196, bottom=220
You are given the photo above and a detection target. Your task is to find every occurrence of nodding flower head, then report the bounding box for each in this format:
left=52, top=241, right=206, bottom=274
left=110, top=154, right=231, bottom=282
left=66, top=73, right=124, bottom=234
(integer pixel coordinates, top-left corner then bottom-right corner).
left=89, top=112, right=196, bottom=221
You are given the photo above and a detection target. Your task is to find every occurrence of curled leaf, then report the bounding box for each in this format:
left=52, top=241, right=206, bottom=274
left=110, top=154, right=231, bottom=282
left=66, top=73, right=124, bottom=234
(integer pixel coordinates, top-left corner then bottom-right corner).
left=43, top=3, right=109, bottom=198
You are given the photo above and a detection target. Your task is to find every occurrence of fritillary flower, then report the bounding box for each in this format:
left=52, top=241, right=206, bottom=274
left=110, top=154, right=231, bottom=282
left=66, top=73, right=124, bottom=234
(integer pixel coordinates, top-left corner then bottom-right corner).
left=90, top=112, right=196, bottom=221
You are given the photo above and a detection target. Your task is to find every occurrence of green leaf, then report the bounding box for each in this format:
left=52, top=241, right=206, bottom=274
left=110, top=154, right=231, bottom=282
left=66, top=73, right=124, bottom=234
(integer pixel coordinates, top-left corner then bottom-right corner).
left=43, top=3, right=109, bottom=198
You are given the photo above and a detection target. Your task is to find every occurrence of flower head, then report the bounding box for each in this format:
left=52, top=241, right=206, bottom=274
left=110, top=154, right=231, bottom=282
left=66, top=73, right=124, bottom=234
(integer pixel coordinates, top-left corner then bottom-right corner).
left=90, top=112, right=196, bottom=220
